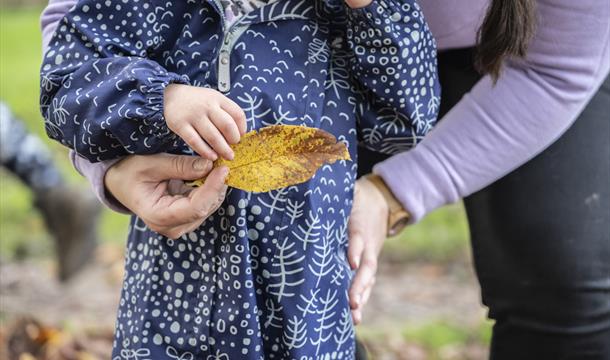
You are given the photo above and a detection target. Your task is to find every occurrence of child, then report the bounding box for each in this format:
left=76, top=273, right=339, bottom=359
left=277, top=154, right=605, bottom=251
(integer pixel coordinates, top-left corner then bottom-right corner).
left=40, top=0, right=440, bottom=358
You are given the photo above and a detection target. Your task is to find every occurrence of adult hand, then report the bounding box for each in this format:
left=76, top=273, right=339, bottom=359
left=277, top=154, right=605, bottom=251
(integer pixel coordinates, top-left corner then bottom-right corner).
left=105, top=153, right=228, bottom=239
left=348, top=176, right=389, bottom=324
left=344, top=0, right=373, bottom=9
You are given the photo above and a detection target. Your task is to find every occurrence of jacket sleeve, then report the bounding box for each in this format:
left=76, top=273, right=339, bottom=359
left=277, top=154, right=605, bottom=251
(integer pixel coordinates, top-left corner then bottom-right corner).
left=373, top=0, right=610, bottom=222
left=40, top=0, right=130, bottom=212
left=40, top=0, right=189, bottom=162
left=345, top=0, right=440, bottom=155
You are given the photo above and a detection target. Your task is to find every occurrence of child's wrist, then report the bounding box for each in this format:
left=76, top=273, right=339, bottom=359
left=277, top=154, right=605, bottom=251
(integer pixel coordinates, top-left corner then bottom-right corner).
left=163, top=83, right=182, bottom=121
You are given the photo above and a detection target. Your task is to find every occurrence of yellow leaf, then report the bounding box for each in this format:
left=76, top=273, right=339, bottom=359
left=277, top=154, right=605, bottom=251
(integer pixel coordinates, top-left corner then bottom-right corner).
left=189, top=125, right=351, bottom=192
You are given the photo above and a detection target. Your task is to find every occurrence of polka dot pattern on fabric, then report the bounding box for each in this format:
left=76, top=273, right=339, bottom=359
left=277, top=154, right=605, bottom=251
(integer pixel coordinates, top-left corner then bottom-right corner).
left=39, top=0, right=440, bottom=358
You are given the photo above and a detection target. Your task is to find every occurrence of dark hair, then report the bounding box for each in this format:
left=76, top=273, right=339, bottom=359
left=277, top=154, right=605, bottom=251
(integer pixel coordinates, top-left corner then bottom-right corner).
left=476, top=0, right=537, bottom=81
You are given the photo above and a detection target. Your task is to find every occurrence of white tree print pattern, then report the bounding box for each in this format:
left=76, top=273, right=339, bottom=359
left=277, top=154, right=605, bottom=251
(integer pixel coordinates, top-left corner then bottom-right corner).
left=39, top=0, right=440, bottom=358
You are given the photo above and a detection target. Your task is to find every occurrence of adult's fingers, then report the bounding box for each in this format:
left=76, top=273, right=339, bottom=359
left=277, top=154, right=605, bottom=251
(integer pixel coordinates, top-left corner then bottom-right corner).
left=149, top=165, right=226, bottom=230
left=347, top=218, right=365, bottom=270
left=358, top=273, right=376, bottom=309
left=188, top=166, right=229, bottom=211
left=160, top=218, right=204, bottom=239
left=348, top=248, right=378, bottom=310
left=167, top=179, right=192, bottom=196
left=220, top=97, right=247, bottom=135
left=209, top=107, right=241, bottom=145
left=348, top=182, right=365, bottom=269
left=150, top=153, right=214, bottom=181
left=351, top=309, right=362, bottom=325
left=351, top=274, right=376, bottom=325
left=158, top=166, right=228, bottom=229
left=161, top=181, right=227, bottom=238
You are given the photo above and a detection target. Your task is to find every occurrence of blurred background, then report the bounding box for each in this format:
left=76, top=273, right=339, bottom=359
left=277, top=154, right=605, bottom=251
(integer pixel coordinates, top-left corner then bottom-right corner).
left=0, top=2, right=490, bottom=359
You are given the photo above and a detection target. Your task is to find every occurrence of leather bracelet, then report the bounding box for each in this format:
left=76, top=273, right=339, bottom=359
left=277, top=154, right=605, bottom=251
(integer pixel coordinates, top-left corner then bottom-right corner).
left=362, top=174, right=411, bottom=236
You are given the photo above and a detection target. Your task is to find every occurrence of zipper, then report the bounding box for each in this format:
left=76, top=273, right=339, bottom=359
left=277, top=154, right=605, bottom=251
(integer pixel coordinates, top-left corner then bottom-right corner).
left=217, top=24, right=249, bottom=93
left=210, top=0, right=227, bottom=32
left=210, top=0, right=251, bottom=93
left=210, top=0, right=300, bottom=93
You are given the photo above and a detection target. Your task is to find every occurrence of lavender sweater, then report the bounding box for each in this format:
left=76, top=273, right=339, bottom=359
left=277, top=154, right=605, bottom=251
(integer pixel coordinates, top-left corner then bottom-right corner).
left=41, top=0, right=610, bottom=221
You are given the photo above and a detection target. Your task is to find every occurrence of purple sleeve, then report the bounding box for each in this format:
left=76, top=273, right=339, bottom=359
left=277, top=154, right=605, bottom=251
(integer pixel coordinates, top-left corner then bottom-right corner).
left=70, top=152, right=131, bottom=214
left=41, top=0, right=131, bottom=214
left=374, top=0, right=610, bottom=222
left=40, top=0, right=75, bottom=52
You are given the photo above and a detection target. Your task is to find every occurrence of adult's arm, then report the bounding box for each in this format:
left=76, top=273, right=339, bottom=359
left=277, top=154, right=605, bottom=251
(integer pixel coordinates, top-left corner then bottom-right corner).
left=41, top=0, right=126, bottom=212
left=374, top=0, right=610, bottom=222
left=40, top=0, right=75, bottom=50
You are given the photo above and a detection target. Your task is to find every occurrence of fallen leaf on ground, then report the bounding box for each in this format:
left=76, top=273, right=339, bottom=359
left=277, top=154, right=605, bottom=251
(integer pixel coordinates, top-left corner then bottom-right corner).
left=189, top=125, right=351, bottom=192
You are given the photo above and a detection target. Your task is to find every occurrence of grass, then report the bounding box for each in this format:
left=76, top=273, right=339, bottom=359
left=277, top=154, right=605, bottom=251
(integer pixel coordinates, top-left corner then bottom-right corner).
left=0, top=7, right=130, bottom=258
left=357, top=319, right=493, bottom=360
left=0, top=7, right=482, bottom=357
left=387, top=203, right=471, bottom=263
left=0, top=7, right=471, bottom=262
left=402, top=320, right=490, bottom=349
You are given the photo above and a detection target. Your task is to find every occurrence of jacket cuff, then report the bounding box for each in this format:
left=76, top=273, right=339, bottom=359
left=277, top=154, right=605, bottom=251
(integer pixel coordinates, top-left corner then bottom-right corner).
left=138, top=70, right=190, bottom=141
left=70, top=151, right=131, bottom=214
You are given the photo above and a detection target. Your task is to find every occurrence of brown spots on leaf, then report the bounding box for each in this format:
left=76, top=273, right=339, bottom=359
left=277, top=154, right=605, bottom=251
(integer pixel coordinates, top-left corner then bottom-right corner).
left=188, top=125, right=351, bottom=192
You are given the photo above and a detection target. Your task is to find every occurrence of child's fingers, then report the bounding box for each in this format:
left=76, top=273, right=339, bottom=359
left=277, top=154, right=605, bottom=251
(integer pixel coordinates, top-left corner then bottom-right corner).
left=220, top=98, right=247, bottom=135
left=209, top=107, right=241, bottom=144
left=194, top=120, right=235, bottom=160
left=179, top=126, right=218, bottom=160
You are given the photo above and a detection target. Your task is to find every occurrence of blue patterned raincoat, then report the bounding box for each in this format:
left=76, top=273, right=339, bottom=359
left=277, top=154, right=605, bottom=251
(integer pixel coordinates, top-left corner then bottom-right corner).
left=40, top=0, right=440, bottom=358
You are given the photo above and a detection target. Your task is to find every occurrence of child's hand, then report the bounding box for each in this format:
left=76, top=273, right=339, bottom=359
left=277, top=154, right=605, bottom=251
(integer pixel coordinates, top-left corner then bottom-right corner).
left=164, top=84, right=247, bottom=160
left=344, top=0, right=372, bottom=8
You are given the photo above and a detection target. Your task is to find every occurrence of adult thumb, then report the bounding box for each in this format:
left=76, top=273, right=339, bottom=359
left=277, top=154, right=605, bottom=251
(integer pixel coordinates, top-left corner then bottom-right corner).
left=189, top=166, right=229, bottom=208
left=155, top=154, right=213, bottom=181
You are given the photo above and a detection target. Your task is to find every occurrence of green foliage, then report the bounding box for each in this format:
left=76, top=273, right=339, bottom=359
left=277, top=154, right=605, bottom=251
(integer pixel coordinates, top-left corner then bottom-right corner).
left=403, top=319, right=493, bottom=357
left=403, top=321, right=470, bottom=349
left=476, top=319, right=494, bottom=345
left=1, top=7, right=45, bottom=134
left=0, top=173, right=54, bottom=258
left=357, top=319, right=493, bottom=357
left=0, top=7, right=129, bottom=258
left=384, top=203, right=470, bottom=262
left=0, top=8, right=487, bottom=357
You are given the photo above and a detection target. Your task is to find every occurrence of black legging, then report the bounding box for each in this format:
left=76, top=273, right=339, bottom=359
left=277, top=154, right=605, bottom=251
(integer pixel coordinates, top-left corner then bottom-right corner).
left=358, top=48, right=610, bottom=359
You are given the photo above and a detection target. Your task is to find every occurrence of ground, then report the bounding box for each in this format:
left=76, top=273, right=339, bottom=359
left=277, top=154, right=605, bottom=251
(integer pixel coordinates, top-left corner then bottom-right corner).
left=1, top=246, right=490, bottom=359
